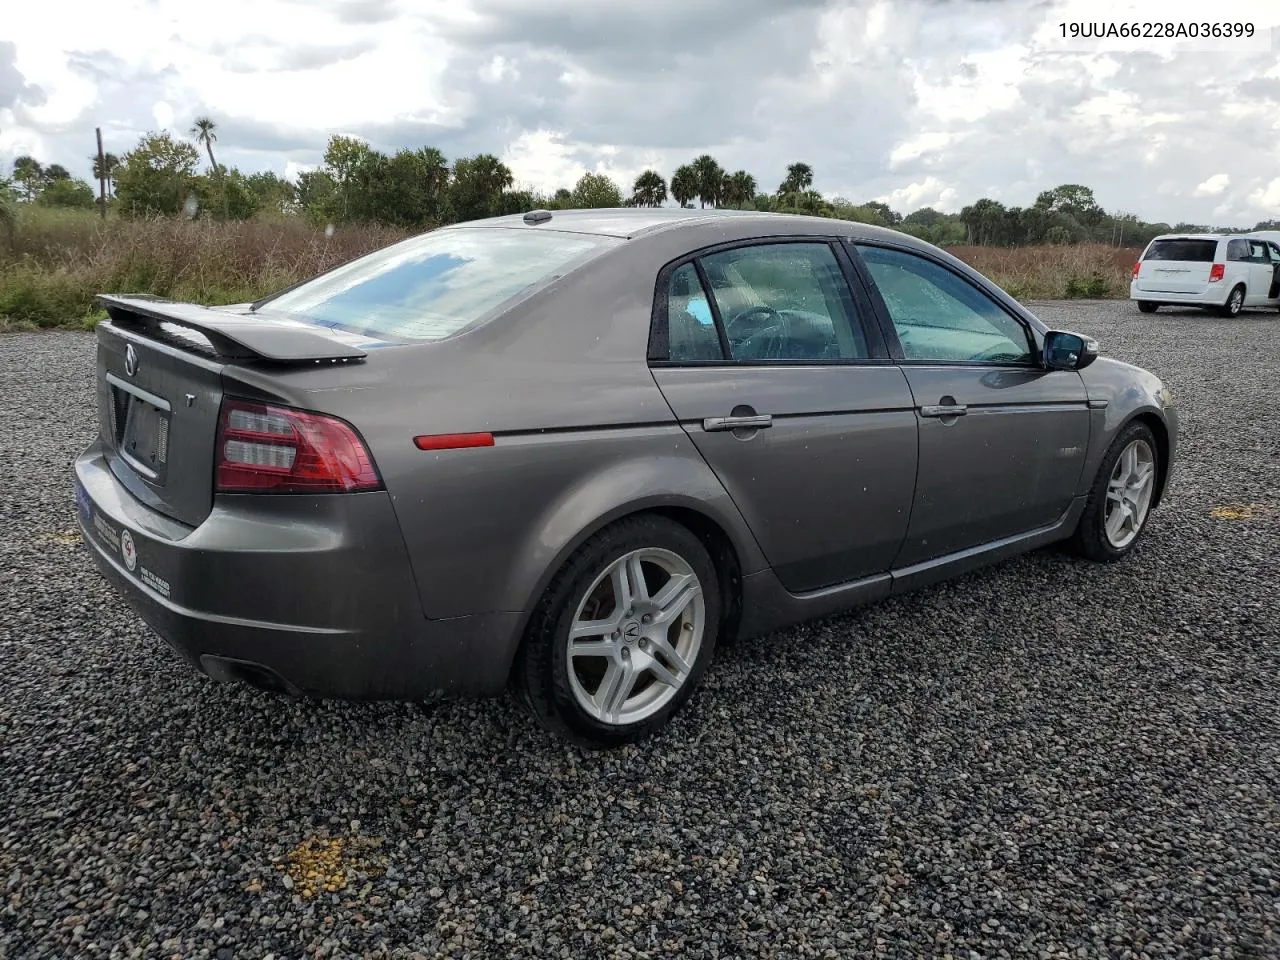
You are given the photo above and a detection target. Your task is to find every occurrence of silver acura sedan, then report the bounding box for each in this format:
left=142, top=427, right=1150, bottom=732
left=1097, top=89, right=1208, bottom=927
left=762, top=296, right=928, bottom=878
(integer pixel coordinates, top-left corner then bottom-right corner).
left=74, top=208, right=1178, bottom=746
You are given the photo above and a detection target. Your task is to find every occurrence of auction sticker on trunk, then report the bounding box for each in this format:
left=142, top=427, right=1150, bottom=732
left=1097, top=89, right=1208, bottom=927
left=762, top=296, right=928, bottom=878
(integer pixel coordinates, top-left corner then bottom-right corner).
left=120, top=529, right=138, bottom=572
left=92, top=511, right=120, bottom=554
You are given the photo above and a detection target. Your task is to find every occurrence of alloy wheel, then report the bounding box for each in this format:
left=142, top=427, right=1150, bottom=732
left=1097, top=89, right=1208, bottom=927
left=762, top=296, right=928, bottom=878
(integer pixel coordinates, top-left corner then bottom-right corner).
left=565, top=547, right=705, bottom=726
left=1104, top=438, right=1156, bottom=549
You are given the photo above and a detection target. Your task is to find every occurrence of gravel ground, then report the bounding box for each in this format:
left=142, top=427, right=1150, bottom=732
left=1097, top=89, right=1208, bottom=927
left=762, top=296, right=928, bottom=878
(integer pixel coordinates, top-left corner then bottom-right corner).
left=1, top=300, right=1278, bottom=959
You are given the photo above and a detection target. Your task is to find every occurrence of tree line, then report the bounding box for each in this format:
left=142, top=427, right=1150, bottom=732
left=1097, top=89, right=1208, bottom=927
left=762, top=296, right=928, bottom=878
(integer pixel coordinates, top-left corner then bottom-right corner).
left=4, top=118, right=1277, bottom=249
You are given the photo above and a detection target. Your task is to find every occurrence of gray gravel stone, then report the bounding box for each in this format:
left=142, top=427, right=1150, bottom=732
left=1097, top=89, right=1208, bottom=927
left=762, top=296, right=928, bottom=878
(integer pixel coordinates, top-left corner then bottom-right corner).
left=1, top=301, right=1278, bottom=958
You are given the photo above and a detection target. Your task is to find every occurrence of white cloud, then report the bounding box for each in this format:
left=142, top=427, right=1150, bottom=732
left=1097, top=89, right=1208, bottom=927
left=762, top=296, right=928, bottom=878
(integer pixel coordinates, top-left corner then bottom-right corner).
left=888, top=133, right=955, bottom=170
left=152, top=101, right=175, bottom=131
left=1193, top=174, right=1230, bottom=198
left=877, top=177, right=960, bottom=213
left=1248, top=179, right=1280, bottom=214
left=501, top=130, right=587, bottom=194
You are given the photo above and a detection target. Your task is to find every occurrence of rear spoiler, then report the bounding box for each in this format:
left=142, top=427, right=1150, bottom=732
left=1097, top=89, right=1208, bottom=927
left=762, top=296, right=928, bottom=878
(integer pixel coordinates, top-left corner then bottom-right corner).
left=96, top=294, right=367, bottom=363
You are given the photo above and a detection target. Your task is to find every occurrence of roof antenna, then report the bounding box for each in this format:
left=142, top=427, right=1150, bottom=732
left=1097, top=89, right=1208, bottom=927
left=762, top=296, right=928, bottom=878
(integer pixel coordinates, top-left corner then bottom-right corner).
left=523, top=210, right=553, bottom=224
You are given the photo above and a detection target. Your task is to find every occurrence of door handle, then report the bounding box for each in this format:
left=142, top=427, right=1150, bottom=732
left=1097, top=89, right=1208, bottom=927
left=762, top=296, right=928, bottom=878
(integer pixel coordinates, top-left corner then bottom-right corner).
left=703, top=414, right=773, bottom=432
left=920, top=403, right=968, bottom=418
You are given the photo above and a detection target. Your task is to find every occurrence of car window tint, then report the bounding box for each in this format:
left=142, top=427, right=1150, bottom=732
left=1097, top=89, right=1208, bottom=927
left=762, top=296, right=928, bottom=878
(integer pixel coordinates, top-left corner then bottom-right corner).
left=666, top=263, right=725, bottom=361
left=1227, top=239, right=1250, bottom=261
left=1145, top=239, right=1219, bottom=262
left=1269, top=244, right=1280, bottom=264
left=695, top=243, right=867, bottom=361
left=257, top=228, right=619, bottom=341
left=855, top=245, right=1033, bottom=364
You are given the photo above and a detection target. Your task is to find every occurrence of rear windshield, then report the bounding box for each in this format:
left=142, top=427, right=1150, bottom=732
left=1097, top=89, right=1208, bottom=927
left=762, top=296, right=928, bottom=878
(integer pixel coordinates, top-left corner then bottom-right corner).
left=1143, top=239, right=1219, bottom=262
left=255, top=227, right=619, bottom=340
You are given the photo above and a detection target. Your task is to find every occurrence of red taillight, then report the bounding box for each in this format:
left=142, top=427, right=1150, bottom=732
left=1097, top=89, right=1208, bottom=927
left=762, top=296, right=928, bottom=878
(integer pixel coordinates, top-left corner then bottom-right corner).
left=1132, top=261, right=1141, bottom=279
left=215, top=398, right=382, bottom=493
left=413, top=433, right=495, bottom=451
left=1209, top=263, right=1225, bottom=282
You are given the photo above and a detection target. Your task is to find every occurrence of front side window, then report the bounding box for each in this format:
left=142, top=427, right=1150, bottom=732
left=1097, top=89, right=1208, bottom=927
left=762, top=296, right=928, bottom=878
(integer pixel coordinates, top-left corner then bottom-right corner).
left=1248, top=240, right=1269, bottom=262
left=257, top=227, right=619, bottom=341
left=855, top=245, right=1033, bottom=364
left=696, top=243, right=868, bottom=361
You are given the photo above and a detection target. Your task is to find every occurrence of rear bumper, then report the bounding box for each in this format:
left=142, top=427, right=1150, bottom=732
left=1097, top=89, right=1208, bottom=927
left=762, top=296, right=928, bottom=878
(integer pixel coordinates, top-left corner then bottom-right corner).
left=74, top=440, right=521, bottom=700
left=1129, top=282, right=1225, bottom=306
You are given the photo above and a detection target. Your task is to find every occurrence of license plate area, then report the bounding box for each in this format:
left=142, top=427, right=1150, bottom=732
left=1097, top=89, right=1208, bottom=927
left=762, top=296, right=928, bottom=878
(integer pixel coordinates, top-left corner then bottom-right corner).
left=108, top=375, right=172, bottom=486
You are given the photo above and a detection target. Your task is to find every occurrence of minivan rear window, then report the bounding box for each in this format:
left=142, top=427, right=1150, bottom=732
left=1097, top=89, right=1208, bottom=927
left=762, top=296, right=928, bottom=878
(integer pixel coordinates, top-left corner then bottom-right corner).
left=255, top=227, right=619, bottom=341
left=1144, top=239, right=1219, bottom=262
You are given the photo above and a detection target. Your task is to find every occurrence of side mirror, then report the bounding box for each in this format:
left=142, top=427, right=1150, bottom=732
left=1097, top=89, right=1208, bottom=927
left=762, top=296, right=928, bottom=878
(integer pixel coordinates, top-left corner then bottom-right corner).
left=1043, top=330, right=1099, bottom=371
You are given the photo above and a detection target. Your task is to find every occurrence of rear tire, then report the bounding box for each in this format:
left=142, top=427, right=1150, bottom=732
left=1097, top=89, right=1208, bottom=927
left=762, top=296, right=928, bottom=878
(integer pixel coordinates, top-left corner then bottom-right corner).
left=514, top=515, right=721, bottom=748
left=1219, top=284, right=1245, bottom=317
left=1137, top=301, right=1158, bottom=313
left=1069, top=421, right=1160, bottom=563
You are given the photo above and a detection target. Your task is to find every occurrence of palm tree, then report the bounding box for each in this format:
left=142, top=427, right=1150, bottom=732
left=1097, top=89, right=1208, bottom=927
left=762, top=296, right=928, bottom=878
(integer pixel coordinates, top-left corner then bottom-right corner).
left=191, top=117, right=220, bottom=173
left=723, top=170, right=756, bottom=209
left=12, top=155, right=42, bottom=201
left=690, top=154, right=723, bottom=208
left=670, top=165, right=697, bottom=208
left=90, top=152, right=121, bottom=197
left=630, top=170, right=667, bottom=207
left=778, top=162, right=814, bottom=196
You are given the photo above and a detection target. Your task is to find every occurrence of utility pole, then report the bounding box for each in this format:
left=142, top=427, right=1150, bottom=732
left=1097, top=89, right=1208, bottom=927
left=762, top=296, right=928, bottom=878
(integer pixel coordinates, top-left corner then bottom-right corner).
left=95, top=127, right=107, bottom=219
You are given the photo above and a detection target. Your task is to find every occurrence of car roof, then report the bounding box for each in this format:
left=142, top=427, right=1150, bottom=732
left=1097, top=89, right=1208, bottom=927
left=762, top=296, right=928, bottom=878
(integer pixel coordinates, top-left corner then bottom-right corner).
left=1150, top=233, right=1226, bottom=242
left=440, top=206, right=914, bottom=244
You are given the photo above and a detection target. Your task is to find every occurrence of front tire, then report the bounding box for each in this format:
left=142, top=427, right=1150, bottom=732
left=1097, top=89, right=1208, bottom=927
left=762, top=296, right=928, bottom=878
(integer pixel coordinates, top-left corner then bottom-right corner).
left=1219, top=284, right=1245, bottom=317
left=515, top=515, right=721, bottom=748
left=1136, top=301, right=1158, bottom=313
left=1070, top=421, right=1160, bottom=562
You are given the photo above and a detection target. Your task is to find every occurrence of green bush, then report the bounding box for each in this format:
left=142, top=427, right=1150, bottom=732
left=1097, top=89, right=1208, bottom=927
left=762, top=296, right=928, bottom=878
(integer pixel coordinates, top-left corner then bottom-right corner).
left=0, top=261, right=99, bottom=325
left=1064, top=271, right=1113, bottom=298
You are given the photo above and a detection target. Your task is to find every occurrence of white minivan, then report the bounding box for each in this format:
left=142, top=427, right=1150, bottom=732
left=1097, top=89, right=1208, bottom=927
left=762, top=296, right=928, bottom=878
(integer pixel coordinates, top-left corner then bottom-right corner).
left=1130, top=233, right=1280, bottom=315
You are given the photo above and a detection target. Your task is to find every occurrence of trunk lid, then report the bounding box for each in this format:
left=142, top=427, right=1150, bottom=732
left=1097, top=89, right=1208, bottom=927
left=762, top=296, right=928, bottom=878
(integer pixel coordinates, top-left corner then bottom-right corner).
left=1134, top=237, right=1220, bottom=294
left=94, top=295, right=372, bottom=528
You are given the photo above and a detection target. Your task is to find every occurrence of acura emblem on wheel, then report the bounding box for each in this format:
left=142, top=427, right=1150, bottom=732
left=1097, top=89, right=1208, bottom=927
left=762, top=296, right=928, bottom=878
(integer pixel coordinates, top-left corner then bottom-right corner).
left=124, top=344, right=138, bottom=377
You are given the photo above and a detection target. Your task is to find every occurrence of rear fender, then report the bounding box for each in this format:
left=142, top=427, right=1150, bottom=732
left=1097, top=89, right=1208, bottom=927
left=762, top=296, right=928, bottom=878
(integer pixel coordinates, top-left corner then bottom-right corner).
left=506, top=450, right=768, bottom=630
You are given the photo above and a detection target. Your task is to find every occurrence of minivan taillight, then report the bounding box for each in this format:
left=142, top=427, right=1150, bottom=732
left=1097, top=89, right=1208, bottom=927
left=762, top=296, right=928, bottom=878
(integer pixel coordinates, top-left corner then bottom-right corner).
left=1131, top=261, right=1141, bottom=279
left=215, top=398, right=382, bottom=493
left=1209, top=263, right=1225, bottom=282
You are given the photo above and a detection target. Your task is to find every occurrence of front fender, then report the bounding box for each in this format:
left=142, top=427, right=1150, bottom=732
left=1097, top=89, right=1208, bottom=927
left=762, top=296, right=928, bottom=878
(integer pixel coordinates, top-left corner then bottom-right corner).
left=1077, top=357, right=1178, bottom=506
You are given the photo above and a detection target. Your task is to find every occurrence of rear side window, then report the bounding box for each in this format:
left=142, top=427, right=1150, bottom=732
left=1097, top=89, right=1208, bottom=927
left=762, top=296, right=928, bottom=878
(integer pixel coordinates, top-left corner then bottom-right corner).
left=1226, top=239, right=1250, bottom=261
left=256, top=227, right=619, bottom=341
left=1248, top=240, right=1269, bottom=261
left=1145, top=239, right=1220, bottom=262
left=667, top=264, right=725, bottom=361
left=664, top=242, right=868, bottom=363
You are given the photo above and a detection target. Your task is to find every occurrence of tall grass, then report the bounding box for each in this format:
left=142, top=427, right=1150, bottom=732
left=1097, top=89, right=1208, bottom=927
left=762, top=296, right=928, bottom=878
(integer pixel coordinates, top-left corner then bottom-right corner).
left=0, top=209, right=1138, bottom=329
left=950, top=243, right=1140, bottom=300
left=0, top=209, right=411, bottom=327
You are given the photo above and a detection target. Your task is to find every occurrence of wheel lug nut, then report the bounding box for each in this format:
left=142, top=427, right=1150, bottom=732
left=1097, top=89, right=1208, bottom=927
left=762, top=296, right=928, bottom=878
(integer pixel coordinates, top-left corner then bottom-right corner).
left=641, top=614, right=652, bottom=624
left=611, top=630, right=620, bottom=639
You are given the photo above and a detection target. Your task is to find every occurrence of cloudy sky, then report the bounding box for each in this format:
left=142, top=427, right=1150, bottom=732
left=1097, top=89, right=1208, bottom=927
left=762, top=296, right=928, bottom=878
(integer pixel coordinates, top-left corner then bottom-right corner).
left=3, top=0, right=1279, bottom=224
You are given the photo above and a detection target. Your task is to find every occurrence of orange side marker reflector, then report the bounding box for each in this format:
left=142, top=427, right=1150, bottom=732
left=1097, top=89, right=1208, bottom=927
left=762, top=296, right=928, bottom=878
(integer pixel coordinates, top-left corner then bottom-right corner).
left=413, top=433, right=495, bottom=451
